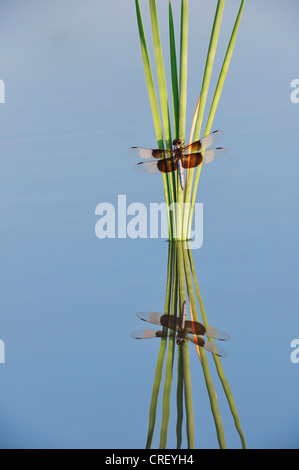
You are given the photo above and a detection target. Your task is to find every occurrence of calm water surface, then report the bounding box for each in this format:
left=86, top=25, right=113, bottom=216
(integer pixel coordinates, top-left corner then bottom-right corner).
left=0, top=0, right=298, bottom=448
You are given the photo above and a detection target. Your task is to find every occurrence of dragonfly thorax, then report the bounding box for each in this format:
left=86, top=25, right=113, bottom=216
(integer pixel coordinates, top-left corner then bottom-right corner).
left=176, top=327, right=186, bottom=346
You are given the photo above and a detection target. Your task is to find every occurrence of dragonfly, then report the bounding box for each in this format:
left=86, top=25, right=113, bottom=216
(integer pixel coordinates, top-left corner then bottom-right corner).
left=127, top=130, right=227, bottom=191
left=131, top=301, right=230, bottom=357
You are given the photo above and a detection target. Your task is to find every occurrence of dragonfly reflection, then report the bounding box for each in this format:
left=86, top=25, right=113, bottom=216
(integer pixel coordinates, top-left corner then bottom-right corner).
left=127, top=130, right=227, bottom=190
left=131, top=301, right=230, bottom=357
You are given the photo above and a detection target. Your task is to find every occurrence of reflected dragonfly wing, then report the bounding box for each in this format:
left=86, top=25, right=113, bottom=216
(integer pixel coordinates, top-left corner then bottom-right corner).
left=202, top=340, right=227, bottom=357
left=127, top=147, right=172, bottom=160
left=130, top=329, right=171, bottom=339
left=137, top=312, right=180, bottom=332
left=181, top=301, right=187, bottom=330
left=184, top=320, right=206, bottom=336
left=202, top=147, right=228, bottom=164
left=205, top=325, right=230, bottom=341
left=187, top=335, right=227, bottom=357
left=182, top=130, right=224, bottom=154
left=184, top=320, right=230, bottom=341
left=137, top=312, right=163, bottom=326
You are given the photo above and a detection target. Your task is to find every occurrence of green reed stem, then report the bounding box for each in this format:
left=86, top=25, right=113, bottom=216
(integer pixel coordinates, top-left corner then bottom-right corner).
left=178, top=0, right=188, bottom=144
left=188, top=247, right=247, bottom=449
left=169, top=0, right=179, bottom=140
left=187, top=0, right=246, bottom=237
left=135, top=0, right=173, bottom=239
left=183, top=0, right=225, bottom=236
left=176, top=0, right=188, bottom=221
left=193, top=0, right=225, bottom=142
left=182, top=245, right=227, bottom=449
left=205, top=0, right=246, bottom=136
left=149, top=0, right=177, bottom=217
left=145, top=242, right=174, bottom=448
left=149, top=0, right=172, bottom=148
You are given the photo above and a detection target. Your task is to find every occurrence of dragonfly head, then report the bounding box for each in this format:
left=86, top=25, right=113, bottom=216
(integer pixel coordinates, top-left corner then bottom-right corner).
left=172, top=138, right=182, bottom=147
left=176, top=337, right=185, bottom=346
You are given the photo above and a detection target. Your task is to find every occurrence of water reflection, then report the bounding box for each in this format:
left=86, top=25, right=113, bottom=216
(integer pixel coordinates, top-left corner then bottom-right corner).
left=131, top=302, right=229, bottom=356
left=131, top=242, right=246, bottom=450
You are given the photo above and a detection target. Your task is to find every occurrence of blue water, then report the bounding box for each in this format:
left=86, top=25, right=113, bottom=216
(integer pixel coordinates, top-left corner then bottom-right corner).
left=0, top=0, right=298, bottom=449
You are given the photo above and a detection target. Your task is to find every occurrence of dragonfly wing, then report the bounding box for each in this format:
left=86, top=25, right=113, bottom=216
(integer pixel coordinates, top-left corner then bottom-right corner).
left=205, top=325, right=230, bottom=341
left=202, top=147, right=228, bottom=164
left=182, top=130, right=224, bottom=154
left=160, top=315, right=180, bottom=331
left=181, top=154, right=203, bottom=169
left=137, top=312, right=163, bottom=326
left=157, top=156, right=178, bottom=173
left=199, top=130, right=224, bottom=149
left=134, top=161, right=160, bottom=174
left=185, top=319, right=230, bottom=340
left=181, top=301, right=187, bottom=330
left=202, top=340, right=227, bottom=357
left=130, top=329, right=170, bottom=339
left=127, top=147, right=172, bottom=160
left=187, top=335, right=227, bottom=357
left=184, top=320, right=206, bottom=336
left=134, top=157, right=178, bottom=175
left=186, top=334, right=205, bottom=347
left=137, top=312, right=180, bottom=332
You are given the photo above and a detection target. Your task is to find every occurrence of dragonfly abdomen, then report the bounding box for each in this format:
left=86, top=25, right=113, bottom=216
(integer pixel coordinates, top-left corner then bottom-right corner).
left=177, top=159, right=185, bottom=191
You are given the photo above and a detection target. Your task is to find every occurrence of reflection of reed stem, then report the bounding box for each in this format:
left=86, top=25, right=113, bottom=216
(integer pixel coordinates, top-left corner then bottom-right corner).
left=188, top=248, right=247, bottom=449
left=176, top=345, right=184, bottom=449
left=176, top=242, right=195, bottom=449
left=159, top=245, right=177, bottom=448
left=145, top=242, right=174, bottom=449
left=183, top=245, right=226, bottom=448
left=143, top=242, right=246, bottom=449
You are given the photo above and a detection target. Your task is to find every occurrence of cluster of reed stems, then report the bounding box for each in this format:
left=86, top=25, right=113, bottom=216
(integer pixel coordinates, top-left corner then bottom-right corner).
left=135, top=0, right=245, bottom=240
left=133, top=0, right=246, bottom=449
